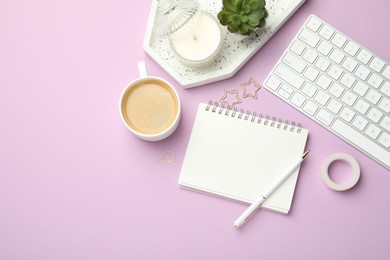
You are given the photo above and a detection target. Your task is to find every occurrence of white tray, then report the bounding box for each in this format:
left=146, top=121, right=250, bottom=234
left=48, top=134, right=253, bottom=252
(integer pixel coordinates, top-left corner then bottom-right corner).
left=143, top=0, right=306, bottom=88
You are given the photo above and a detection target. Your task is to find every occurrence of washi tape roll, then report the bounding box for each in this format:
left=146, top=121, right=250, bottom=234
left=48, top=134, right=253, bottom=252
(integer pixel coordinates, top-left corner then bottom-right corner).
left=320, top=153, right=360, bottom=191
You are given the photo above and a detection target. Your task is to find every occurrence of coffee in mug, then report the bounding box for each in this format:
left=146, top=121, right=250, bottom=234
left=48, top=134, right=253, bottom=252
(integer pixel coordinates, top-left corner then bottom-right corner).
left=119, top=61, right=181, bottom=141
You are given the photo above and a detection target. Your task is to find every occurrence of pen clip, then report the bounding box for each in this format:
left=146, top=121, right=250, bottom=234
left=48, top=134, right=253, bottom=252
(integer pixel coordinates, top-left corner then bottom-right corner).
left=302, top=150, right=310, bottom=159
left=243, top=195, right=266, bottom=224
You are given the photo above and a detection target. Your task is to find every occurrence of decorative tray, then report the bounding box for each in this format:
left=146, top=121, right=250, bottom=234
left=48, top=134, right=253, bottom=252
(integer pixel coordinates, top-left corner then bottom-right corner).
left=143, top=0, right=306, bottom=88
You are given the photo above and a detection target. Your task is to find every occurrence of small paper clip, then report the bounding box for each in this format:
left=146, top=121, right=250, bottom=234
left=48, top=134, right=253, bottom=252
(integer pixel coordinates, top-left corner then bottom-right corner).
left=240, top=78, right=261, bottom=99
left=219, top=89, right=242, bottom=109
left=157, top=150, right=176, bottom=163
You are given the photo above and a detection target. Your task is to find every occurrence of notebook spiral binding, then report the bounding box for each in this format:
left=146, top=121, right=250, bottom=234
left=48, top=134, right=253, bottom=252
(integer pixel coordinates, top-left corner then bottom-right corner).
left=206, top=100, right=302, bottom=133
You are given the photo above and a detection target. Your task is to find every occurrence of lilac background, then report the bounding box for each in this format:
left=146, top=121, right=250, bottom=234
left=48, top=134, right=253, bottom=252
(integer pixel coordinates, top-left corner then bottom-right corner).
left=1, top=0, right=389, bottom=259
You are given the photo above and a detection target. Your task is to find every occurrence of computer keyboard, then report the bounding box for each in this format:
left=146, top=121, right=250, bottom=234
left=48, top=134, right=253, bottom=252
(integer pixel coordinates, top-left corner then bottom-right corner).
left=264, top=15, right=390, bottom=170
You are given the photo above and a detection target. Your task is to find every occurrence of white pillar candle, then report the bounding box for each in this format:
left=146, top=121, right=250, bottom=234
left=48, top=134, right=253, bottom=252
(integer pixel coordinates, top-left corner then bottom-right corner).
left=169, top=11, right=222, bottom=67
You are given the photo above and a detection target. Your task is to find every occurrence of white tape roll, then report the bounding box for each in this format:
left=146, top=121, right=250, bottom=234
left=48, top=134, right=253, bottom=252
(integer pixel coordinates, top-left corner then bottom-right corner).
left=320, top=153, right=360, bottom=191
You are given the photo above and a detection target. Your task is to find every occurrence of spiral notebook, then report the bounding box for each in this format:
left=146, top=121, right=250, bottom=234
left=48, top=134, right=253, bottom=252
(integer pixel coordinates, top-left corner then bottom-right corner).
left=179, top=102, right=309, bottom=213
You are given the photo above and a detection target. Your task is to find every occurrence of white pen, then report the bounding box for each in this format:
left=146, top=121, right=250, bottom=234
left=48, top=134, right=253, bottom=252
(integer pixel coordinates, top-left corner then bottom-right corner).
left=233, top=150, right=310, bottom=228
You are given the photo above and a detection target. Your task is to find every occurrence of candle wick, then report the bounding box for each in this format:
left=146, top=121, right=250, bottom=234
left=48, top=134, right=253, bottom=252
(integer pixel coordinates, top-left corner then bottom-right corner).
left=193, top=35, right=197, bottom=41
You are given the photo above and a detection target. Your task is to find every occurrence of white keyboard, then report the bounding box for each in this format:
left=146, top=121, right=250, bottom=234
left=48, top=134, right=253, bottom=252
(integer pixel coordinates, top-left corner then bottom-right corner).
left=264, top=15, right=390, bottom=170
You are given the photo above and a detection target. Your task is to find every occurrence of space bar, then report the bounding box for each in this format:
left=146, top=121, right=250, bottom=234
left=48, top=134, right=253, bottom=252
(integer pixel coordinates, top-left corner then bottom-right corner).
left=331, top=119, right=390, bottom=169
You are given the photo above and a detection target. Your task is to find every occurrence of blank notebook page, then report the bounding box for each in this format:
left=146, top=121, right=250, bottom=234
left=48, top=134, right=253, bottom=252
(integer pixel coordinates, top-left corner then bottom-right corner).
left=179, top=103, right=309, bottom=213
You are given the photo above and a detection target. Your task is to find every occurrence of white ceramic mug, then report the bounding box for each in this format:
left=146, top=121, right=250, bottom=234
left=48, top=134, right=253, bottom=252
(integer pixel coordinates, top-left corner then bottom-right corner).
left=119, top=61, right=181, bottom=141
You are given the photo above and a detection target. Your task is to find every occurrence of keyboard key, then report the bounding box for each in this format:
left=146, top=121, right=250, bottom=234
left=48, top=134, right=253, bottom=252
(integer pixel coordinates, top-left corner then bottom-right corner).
left=342, top=57, right=358, bottom=72
left=329, top=49, right=345, bottom=64
left=352, top=115, right=368, bottom=131
left=278, top=88, right=291, bottom=99
left=367, top=107, right=383, bottom=123
left=303, top=100, right=319, bottom=115
left=356, top=49, right=372, bottom=64
left=355, top=65, right=371, bottom=81
left=340, top=107, right=355, bottom=122
left=316, top=108, right=334, bottom=126
left=378, top=97, right=390, bottom=113
left=329, top=83, right=344, bottom=98
left=265, top=75, right=281, bottom=91
left=291, top=92, right=306, bottom=107
left=319, top=24, right=334, bottom=40
left=331, top=33, right=347, bottom=48
left=367, top=73, right=383, bottom=89
left=365, top=89, right=381, bottom=105
left=370, top=57, right=385, bottom=73
left=316, top=75, right=332, bottom=89
left=341, top=91, right=357, bottom=106
left=344, top=41, right=359, bottom=56
left=328, top=64, right=343, bottom=80
left=382, top=65, right=390, bottom=80
left=354, top=99, right=370, bottom=114
left=315, top=56, right=331, bottom=71
left=353, top=81, right=369, bottom=96
left=317, top=41, right=332, bottom=56
left=280, top=83, right=294, bottom=95
left=290, top=40, right=306, bottom=56
left=304, top=66, right=320, bottom=81
left=340, top=73, right=356, bottom=88
left=306, top=16, right=322, bottom=32
left=314, top=90, right=330, bottom=106
left=302, top=48, right=318, bottom=63
left=380, top=116, right=390, bottom=131
left=381, top=82, right=390, bottom=97
left=365, top=124, right=381, bottom=139
left=302, top=83, right=317, bottom=97
left=299, top=29, right=320, bottom=48
left=378, top=132, right=390, bottom=148
left=282, top=52, right=307, bottom=73
left=274, top=64, right=305, bottom=89
left=327, top=99, right=343, bottom=114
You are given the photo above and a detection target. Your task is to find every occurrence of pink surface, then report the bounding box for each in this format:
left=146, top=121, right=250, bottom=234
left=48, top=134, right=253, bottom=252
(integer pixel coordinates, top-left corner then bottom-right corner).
left=1, top=0, right=390, bottom=259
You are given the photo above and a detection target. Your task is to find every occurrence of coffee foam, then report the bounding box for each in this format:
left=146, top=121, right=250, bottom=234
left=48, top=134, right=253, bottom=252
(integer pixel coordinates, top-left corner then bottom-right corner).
left=121, top=79, right=179, bottom=135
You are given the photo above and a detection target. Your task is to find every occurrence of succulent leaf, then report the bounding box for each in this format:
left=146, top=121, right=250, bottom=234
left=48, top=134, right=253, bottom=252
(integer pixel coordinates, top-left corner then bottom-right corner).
left=227, top=25, right=238, bottom=33
left=231, top=14, right=242, bottom=27
left=242, top=0, right=251, bottom=7
left=235, top=0, right=244, bottom=9
left=263, top=8, right=268, bottom=18
left=247, top=16, right=259, bottom=26
left=238, top=23, right=253, bottom=35
left=222, top=0, right=238, bottom=12
left=242, top=5, right=251, bottom=14
left=240, top=15, right=249, bottom=23
left=257, top=18, right=266, bottom=28
left=248, top=0, right=265, bottom=10
left=247, top=9, right=264, bottom=22
left=217, top=10, right=235, bottom=26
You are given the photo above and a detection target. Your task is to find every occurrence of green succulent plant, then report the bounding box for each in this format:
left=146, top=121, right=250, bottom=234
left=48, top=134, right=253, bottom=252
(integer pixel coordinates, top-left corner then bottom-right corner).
left=217, top=0, right=268, bottom=36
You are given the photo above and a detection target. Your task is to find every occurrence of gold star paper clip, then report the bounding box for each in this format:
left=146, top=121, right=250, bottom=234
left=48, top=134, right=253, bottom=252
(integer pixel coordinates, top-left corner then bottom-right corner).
left=219, top=89, right=242, bottom=109
left=240, top=78, right=261, bottom=99
left=157, top=150, right=175, bottom=164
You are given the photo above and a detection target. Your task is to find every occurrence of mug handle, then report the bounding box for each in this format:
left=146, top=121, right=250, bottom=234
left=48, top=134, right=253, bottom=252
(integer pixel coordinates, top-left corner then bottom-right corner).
left=138, top=61, right=148, bottom=78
